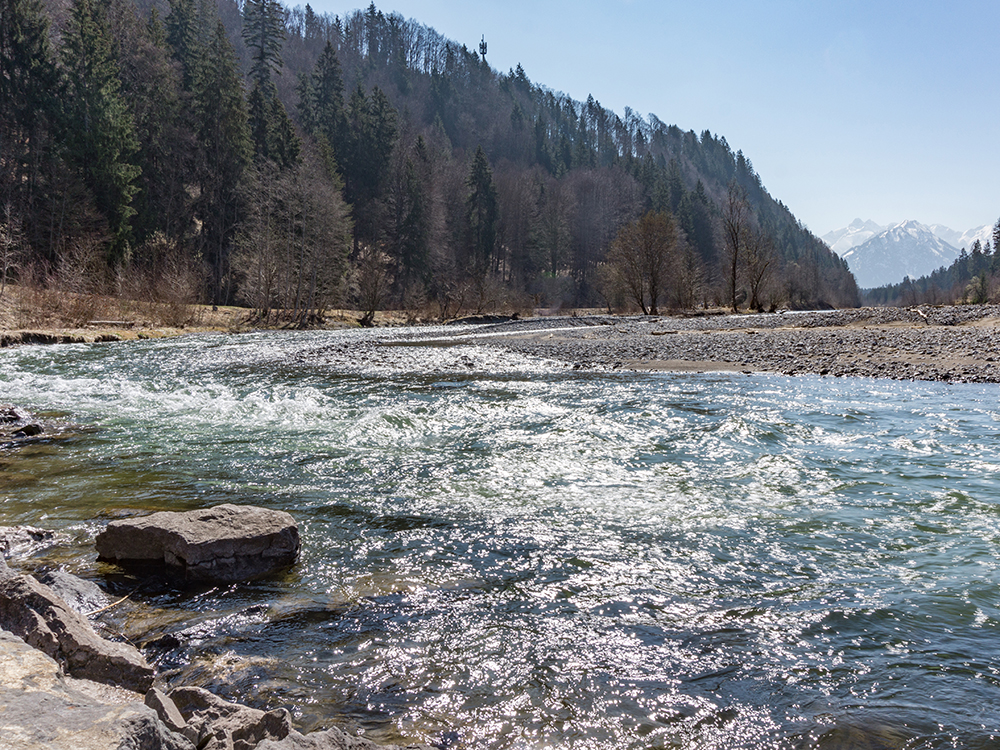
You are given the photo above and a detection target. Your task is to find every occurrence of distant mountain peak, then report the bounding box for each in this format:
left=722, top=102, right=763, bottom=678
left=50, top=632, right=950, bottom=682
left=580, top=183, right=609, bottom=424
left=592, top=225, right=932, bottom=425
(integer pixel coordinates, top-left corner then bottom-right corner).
left=840, top=222, right=959, bottom=288
left=821, top=219, right=885, bottom=256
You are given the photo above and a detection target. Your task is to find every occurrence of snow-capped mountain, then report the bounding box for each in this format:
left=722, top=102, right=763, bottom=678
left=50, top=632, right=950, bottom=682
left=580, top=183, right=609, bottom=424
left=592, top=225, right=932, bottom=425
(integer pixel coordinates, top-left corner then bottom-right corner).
left=840, top=220, right=961, bottom=289
left=927, top=224, right=964, bottom=248
left=821, top=219, right=885, bottom=255
left=953, top=224, right=993, bottom=251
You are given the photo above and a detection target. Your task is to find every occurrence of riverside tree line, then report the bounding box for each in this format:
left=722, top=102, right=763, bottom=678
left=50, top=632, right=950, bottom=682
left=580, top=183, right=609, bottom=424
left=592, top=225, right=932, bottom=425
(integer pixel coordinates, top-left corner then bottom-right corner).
left=1, top=0, right=860, bottom=322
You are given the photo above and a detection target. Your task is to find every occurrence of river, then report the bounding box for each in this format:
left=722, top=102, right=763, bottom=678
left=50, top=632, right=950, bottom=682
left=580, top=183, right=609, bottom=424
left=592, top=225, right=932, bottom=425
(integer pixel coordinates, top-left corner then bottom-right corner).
left=2, top=327, right=999, bottom=749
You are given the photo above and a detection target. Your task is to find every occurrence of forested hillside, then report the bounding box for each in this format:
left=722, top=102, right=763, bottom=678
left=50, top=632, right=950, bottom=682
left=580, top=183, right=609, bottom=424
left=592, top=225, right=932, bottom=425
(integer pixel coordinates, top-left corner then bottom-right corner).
left=1, top=0, right=860, bottom=321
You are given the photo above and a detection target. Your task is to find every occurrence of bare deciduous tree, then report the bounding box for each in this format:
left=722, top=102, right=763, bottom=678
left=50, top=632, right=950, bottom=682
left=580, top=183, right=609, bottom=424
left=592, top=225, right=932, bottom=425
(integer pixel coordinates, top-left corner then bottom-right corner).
left=744, top=225, right=776, bottom=312
left=605, top=210, right=679, bottom=315
left=232, top=162, right=285, bottom=322
left=233, top=149, right=352, bottom=326
left=1, top=203, right=24, bottom=298
left=722, top=180, right=751, bottom=313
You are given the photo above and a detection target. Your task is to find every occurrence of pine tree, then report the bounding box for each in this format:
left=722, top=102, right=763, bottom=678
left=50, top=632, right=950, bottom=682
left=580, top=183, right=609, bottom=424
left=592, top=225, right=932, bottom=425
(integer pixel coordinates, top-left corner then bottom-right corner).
left=62, top=0, right=141, bottom=264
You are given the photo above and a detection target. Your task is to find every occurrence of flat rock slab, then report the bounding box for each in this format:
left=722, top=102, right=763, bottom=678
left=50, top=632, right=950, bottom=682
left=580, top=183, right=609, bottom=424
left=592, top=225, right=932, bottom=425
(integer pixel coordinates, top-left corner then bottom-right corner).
left=96, top=504, right=300, bottom=584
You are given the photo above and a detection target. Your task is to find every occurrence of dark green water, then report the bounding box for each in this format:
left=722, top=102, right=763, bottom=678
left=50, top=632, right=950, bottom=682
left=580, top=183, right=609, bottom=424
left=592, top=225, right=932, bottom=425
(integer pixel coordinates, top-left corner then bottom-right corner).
left=2, top=329, right=1000, bottom=749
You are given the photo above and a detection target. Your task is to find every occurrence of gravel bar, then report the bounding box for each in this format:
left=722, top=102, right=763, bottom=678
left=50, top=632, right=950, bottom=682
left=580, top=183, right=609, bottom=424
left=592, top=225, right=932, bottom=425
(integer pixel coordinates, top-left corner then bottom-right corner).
left=463, top=305, right=1000, bottom=383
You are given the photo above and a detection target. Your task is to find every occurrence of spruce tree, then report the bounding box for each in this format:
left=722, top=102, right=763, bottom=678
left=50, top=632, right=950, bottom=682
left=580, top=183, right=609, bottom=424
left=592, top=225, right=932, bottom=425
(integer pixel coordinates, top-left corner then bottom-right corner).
left=310, top=41, right=346, bottom=155
left=194, top=20, right=251, bottom=303
left=343, top=84, right=397, bottom=248
left=0, top=0, right=60, bottom=252
left=165, top=0, right=199, bottom=89
left=62, top=0, right=141, bottom=264
left=108, top=0, right=190, bottom=246
left=242, top=0, right=299, bottom=166
left=465, top=145, right=498, bottom=282
left=243, top=0, right=284, bottom=87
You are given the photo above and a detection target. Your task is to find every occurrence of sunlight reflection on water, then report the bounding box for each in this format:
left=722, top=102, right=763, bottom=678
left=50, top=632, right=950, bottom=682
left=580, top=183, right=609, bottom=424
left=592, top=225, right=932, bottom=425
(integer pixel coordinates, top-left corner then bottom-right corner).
left=2, top=330, right=1000, bottom=749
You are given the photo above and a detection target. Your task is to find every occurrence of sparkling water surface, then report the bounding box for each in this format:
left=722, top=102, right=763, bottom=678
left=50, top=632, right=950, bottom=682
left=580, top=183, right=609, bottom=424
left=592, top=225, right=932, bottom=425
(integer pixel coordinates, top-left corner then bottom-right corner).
left=2, top=328, right=1000, bottom=749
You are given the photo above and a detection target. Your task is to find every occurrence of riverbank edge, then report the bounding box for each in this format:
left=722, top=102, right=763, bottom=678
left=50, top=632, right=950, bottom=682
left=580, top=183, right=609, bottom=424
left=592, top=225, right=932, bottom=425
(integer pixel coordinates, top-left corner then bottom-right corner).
left=0, top=524, right=438, bottom=750
left=6, top=303, right=1000, bottom=383
left=474, top=305, right=1000, bottom=383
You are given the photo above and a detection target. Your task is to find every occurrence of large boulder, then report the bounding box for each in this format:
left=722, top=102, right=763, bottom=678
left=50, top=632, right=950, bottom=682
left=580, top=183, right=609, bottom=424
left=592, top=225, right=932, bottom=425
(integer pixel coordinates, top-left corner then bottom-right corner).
left=95, top=504, right=300, bottom=584
left=0, top=564, right=155, bottom=693
left=0, top=628, right=192, bottom=750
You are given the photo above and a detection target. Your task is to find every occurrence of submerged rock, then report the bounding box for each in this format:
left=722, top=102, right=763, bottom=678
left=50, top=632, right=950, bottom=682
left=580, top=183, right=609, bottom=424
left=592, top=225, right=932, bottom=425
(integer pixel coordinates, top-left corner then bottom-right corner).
left=96, top=504, right=300, bottom=584
left=0, top=404, right=46, bottom=448
left=0, top=525, right=61, bottom=559
left=256, top=730, right=438, bottom=750
left=164, top=686, right=438, bottom=750
left=37, top=569, right=111, bottom=616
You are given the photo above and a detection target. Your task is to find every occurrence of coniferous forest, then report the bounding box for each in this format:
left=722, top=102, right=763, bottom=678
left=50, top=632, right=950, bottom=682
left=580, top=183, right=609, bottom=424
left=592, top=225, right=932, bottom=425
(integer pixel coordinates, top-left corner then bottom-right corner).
left=1, top=0, right=861, bottom=323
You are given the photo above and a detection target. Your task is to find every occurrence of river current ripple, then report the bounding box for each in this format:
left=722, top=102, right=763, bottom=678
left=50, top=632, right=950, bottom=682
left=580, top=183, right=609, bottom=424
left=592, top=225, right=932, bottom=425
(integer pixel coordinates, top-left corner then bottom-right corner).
left=2, top=328, right=1000, bottom=749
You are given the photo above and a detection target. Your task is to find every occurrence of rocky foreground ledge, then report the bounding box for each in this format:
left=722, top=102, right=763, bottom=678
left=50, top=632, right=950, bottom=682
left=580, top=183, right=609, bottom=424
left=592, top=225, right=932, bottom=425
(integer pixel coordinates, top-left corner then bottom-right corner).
left=0, top=512, right=436, bottom=750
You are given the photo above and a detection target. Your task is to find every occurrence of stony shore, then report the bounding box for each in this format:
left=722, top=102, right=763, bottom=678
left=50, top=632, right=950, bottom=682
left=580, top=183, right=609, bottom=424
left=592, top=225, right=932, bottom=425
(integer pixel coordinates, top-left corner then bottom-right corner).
left=470, top=305, right=1000, bottom=383
left=0, top=517, right=435, bottom=750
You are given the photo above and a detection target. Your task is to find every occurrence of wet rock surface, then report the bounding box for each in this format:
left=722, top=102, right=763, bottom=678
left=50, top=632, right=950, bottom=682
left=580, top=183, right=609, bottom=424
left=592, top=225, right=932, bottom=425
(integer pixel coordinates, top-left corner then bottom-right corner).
left=96, top=504, right=301, bottom=584
left=0, top=525, right=62, bottom=559
left=470, top=306, right=1000, bottom=383
left=0, top=404, right=47, bottom=449
left=168, top=686, right=295, bottom=750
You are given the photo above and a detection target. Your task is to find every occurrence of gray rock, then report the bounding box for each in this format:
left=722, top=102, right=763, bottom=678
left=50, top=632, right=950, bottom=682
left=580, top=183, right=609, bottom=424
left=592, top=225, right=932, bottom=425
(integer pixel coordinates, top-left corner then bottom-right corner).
left=96, top=504, right=300, bottom=584
left=0, top=566, right=155, bottom=693
left=37, top=569, right=111, bottom=615
left=145, top=686, right=199, bottom=743
left=0, top=628, right=193, bottom=750
left=168, top=686, right=294, bottom=750
left=0, top=403, right=23, bottom=423
left=0, top=404, right=47, bottom=448
left=256, top=729, right=438, bottom=750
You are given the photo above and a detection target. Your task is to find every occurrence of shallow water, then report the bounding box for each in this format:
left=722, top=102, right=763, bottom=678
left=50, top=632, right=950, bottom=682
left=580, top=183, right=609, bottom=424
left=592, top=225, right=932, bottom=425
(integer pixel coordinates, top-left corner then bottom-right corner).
left=2, top=328, right=1000, bottom=749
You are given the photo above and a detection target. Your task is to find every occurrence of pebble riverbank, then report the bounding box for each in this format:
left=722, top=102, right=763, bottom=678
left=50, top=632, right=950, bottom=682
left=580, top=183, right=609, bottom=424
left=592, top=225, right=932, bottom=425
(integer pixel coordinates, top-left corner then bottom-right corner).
left=469, top=305, right=1000, bottom=383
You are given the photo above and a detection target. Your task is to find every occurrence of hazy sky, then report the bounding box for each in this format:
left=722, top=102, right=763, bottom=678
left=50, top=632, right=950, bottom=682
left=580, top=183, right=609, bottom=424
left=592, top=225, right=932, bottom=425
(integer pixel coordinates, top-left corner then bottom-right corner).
left=307, top=1, right=1000, bottom=236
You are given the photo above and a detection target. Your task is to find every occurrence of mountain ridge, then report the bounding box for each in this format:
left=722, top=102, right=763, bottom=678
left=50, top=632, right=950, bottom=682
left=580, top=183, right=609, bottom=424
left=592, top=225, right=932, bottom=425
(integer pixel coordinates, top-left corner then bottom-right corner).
left=838, top=221, right=960, bottom=288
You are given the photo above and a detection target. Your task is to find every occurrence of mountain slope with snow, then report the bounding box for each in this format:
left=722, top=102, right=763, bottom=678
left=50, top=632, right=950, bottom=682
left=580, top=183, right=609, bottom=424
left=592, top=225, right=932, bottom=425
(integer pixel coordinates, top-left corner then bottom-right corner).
left=841, top=221, right=961, bottom=288
left=822, top=219, right=885, bottom=255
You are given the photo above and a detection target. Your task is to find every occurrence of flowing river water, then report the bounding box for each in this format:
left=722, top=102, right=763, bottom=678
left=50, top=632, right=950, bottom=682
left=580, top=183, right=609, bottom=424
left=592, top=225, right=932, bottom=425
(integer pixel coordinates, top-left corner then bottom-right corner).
left=2, top=327, right=1000, bottom=749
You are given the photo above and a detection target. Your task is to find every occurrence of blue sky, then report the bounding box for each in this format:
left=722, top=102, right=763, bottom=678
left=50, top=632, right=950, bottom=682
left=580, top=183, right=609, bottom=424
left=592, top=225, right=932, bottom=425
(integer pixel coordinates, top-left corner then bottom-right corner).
left=307, top=1, right=1000, bottom=236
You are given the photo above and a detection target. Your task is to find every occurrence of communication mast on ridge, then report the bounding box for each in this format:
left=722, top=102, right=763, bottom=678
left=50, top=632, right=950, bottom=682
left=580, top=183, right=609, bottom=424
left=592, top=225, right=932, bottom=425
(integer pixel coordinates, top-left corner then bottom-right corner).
left=479, top=35, right=487, bottom=59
